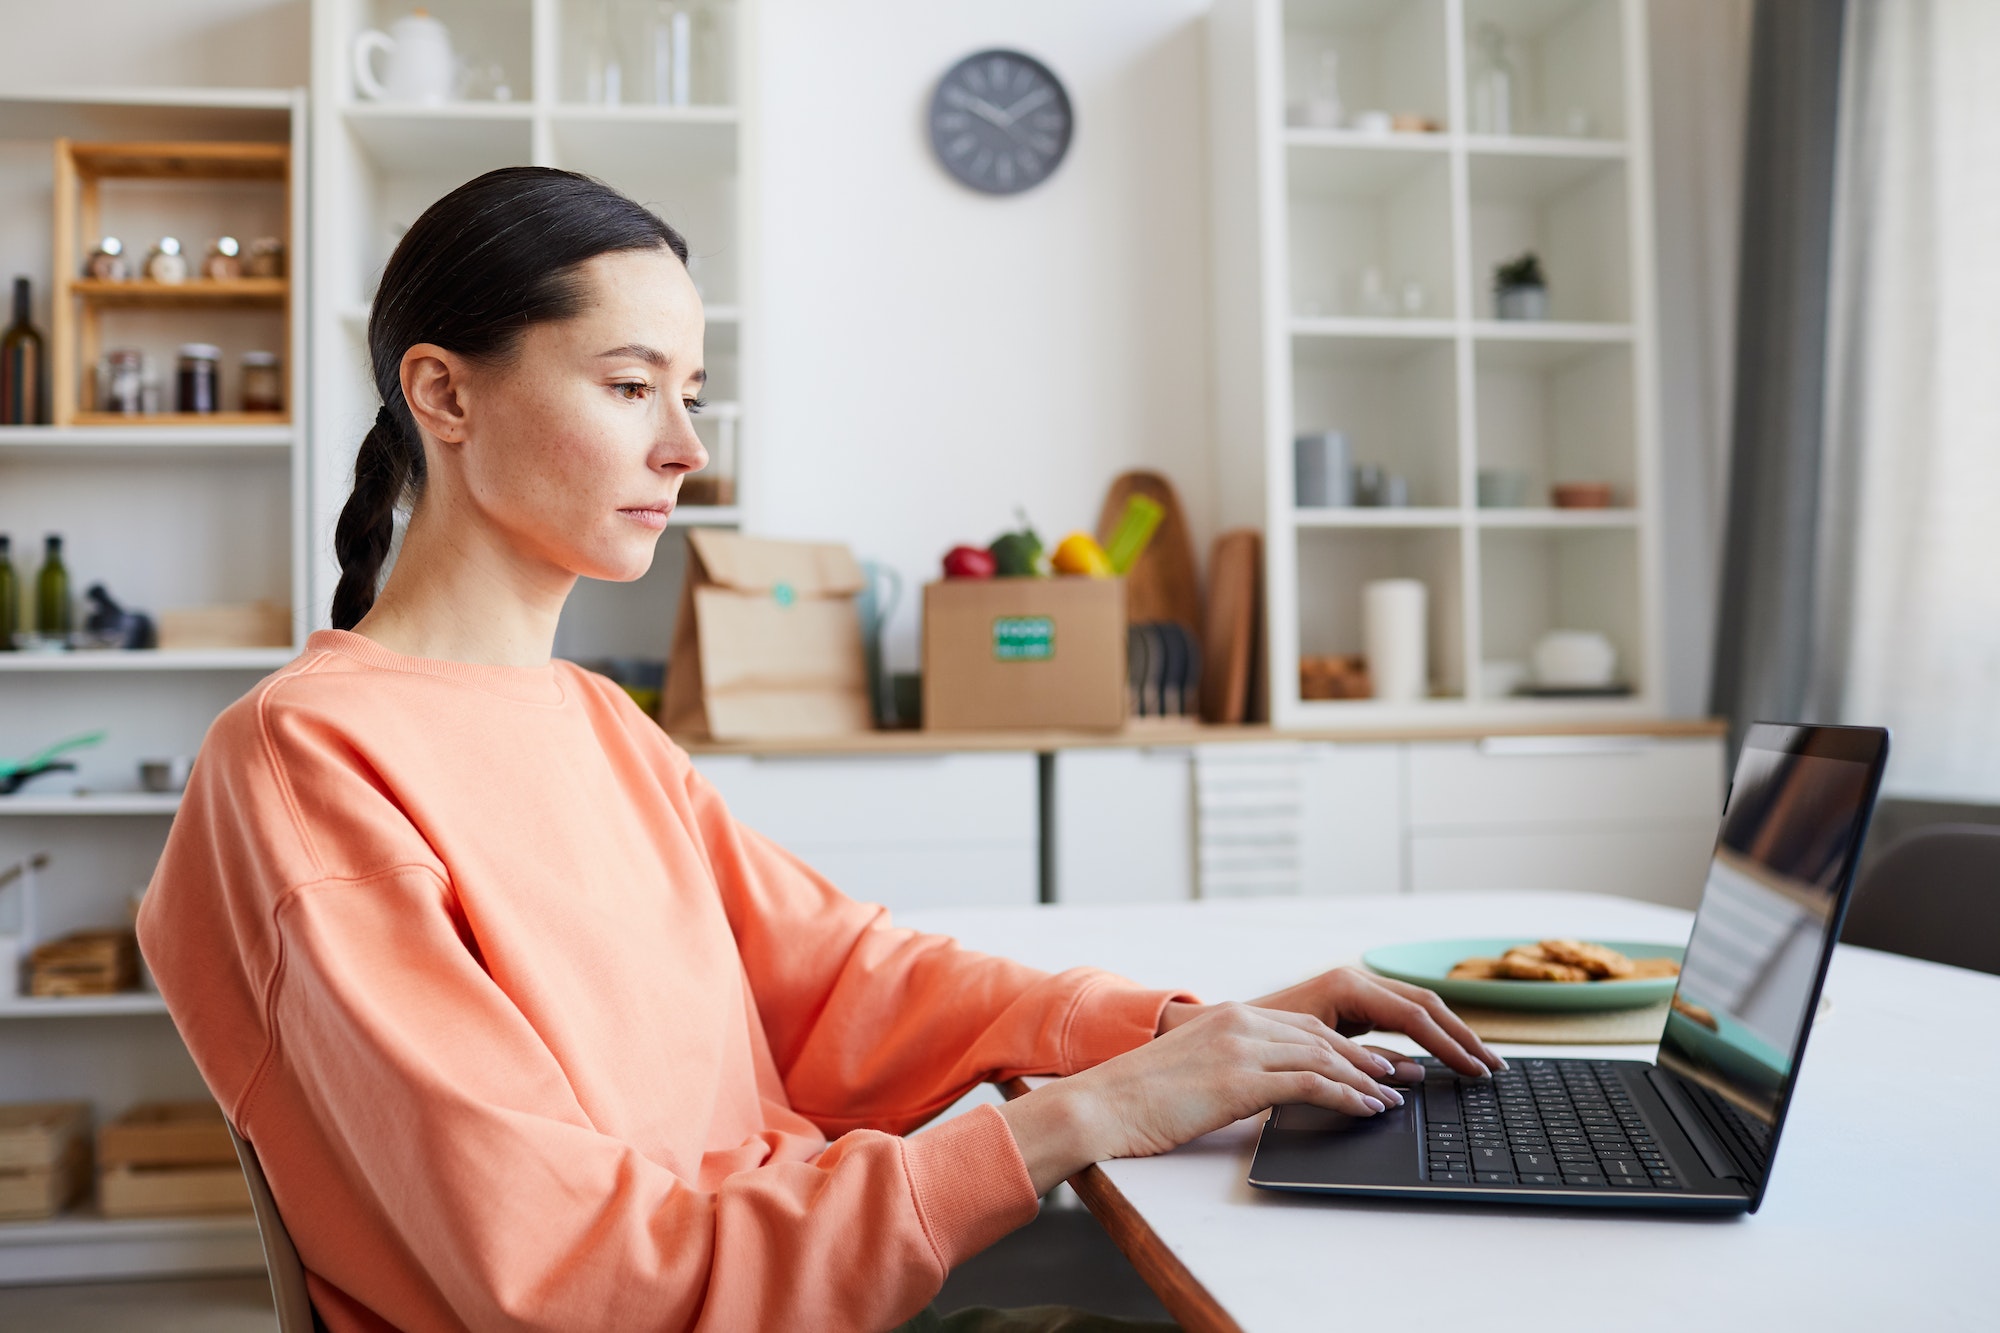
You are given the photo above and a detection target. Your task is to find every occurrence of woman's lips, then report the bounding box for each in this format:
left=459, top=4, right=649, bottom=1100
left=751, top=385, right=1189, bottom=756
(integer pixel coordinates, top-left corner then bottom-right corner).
left=619, top=504, right=674, bottom=530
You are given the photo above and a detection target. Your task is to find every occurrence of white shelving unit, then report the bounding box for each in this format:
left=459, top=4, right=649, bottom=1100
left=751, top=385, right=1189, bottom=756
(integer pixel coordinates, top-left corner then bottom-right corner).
left=1208, top=0, right=1662, bottom=729
left=309, top=0, right=755, bottom=667
left=0, top=86, right=306, bottom=1282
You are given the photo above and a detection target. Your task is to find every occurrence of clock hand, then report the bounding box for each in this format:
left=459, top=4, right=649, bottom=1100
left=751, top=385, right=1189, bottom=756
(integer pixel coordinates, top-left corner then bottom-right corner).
left=943, top=84, right=1014, bottom=129
left=999, top=86, right=1055, bottom=124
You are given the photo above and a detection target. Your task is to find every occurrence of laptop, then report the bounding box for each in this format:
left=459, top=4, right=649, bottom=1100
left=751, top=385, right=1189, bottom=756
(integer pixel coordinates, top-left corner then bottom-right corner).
left=1248, top=721, right=1890, bottom=1214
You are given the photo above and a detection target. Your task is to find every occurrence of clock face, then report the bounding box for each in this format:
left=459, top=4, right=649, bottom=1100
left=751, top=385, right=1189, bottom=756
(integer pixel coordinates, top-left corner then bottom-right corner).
left=929, top=49, right=1073, bottom=195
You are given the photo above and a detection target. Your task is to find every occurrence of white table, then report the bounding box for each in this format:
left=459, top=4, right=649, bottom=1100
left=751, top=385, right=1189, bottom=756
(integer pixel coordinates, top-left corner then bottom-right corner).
left=901, top=893, right=1996, bottom=1332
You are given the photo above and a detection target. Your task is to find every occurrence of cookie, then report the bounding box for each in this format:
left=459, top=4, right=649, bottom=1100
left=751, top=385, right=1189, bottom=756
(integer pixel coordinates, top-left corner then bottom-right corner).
left=1540, top=938, right=1638, bottom=980
left=1496, top=954, right=1592, bottom=982
left=1447, top=956, right=1507, bottom=980
left=1628, top=956, right=1682, bottom=979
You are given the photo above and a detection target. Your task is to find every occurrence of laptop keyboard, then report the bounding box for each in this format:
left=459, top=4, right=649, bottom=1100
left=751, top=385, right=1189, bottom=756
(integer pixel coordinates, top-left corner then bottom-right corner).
left=1691, top=1080, right=1773, bottom=1177
left=1421, top=1058, right=1684, bottom=1190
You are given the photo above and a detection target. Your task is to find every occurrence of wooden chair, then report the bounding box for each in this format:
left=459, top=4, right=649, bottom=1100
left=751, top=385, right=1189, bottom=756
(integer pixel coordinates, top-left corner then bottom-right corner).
left=1843, top=824, right=2000, bottom=976
left=227, top=1122, right=327, bottom=1333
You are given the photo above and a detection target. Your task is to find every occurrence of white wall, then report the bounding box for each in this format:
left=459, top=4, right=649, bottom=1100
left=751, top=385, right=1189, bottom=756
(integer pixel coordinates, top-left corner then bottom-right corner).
left=0, top=0, right=308, bottom=90
left=752, top=0, right=1216, bottom=674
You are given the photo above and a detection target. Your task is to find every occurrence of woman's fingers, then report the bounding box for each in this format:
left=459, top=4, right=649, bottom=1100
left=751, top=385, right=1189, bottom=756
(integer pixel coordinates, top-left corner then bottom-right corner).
left=1363, top=975, right=1509, bottom=1072
left=1257, top=1007, right=1401, bottom=1079
left=1263, top=1069, right=1389, bottom=1117
left=1244, top=1009, right=1402, bottom=1107
left=1361, top=1043, right=1429, bottom=1083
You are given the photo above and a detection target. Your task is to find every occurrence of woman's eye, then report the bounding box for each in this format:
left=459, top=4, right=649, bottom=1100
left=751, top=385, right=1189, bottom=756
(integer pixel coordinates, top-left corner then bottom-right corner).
left=684, top=397, right=706, bottom=416
left=613, top=381, right=652, bottom=401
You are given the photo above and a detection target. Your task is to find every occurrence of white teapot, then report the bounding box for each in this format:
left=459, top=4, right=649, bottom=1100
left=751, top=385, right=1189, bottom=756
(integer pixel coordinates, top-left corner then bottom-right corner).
left=353, top=9, right=456, bottom=105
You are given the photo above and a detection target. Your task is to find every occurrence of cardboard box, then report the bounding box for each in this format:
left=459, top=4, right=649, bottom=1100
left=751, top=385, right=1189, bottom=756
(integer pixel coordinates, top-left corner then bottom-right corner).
left=923, top=577, right=1126, bottom=731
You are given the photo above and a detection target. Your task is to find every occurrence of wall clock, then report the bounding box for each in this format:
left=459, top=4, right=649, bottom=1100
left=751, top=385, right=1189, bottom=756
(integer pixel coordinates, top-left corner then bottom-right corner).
left=929, top=49, right=1073, bottom=195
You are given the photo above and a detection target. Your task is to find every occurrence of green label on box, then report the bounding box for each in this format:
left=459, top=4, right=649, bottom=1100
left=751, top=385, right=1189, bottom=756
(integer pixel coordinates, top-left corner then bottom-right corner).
left=993, top=616, right=1055, bottom=662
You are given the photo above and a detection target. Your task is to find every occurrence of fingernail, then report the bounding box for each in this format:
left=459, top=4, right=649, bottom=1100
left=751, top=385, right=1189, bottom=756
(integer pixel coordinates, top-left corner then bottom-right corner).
left=1362, top=1096, right=1386, bottom=1113
left=1372, top=1055, right=1396, bottom=1075
left=1490, top=1056, right=1510, bottom=1072
left=1381, top=1087, right=1405, bottom=1106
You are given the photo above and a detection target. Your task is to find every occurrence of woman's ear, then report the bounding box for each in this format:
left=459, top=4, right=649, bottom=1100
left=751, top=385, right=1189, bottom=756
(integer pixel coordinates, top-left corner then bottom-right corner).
left=401, top=344, right=471, bottom=447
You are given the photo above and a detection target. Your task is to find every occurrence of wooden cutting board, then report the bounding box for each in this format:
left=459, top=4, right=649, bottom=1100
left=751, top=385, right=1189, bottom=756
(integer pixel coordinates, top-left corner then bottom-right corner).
left=1201, top=529, right=1261, bottom=724
left=1095, top=470, right=1202, bottom=635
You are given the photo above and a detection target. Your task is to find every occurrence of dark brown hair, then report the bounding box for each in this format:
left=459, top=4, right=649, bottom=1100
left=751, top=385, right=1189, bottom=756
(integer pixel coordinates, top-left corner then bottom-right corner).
left=330, top=167, right=689, bottom=631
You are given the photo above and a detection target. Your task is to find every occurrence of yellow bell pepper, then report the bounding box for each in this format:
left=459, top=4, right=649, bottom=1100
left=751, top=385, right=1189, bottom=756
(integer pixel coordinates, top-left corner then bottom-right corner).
left=1051, top=531, right=1115, bottom=577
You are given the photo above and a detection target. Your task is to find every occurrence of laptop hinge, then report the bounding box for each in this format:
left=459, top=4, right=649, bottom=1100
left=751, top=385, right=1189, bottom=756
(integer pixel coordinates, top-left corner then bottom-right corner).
left=1646, top=1067, right=1751, bottom=1186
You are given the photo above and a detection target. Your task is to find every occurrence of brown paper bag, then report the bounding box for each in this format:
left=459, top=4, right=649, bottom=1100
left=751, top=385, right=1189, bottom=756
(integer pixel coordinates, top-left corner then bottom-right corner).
left=659, top=530, right=874, bottom=740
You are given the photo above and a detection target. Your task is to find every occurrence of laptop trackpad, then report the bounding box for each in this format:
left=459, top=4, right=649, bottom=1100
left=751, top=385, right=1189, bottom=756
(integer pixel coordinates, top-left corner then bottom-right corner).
left=1257, top=1099, right=1419, bottom=1187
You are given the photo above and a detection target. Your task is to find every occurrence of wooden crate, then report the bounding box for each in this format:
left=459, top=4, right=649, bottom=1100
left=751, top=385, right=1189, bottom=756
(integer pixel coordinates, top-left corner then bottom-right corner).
left=0, top=1103, right=92, bottom=1221
left=155, top=601, right=292, bottom=650
left=49, top=139, right=292, bottom=427
left=0, top=1139, right=91, bottom=1221
left=98, top=1163, right=250, bottom=1218
left=99, top=1101, right=234, bottom=1170
left=28, top=929, right=138, bottom=997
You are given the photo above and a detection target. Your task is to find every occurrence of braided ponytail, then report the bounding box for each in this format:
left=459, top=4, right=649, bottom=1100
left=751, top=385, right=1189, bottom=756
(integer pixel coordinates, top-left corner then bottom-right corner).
left=330, top=404, right=423, bottom=630
left=327, top=166, right=688, bottom=630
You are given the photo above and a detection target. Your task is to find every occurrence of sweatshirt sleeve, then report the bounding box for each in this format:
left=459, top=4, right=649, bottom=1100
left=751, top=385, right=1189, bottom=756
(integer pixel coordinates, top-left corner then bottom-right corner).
left=256, top=862, right=1038, bottom=1332
left=677, top=758, right=1196, bottom=1136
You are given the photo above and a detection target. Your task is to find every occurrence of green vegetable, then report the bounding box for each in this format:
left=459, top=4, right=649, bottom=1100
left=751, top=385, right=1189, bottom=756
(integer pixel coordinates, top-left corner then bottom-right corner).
left=987, top=509, right=1046, bottom=577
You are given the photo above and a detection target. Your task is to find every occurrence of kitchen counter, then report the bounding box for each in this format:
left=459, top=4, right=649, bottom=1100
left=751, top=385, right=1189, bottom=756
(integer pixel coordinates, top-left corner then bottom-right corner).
left=675, top=716, right=1726, bottom=756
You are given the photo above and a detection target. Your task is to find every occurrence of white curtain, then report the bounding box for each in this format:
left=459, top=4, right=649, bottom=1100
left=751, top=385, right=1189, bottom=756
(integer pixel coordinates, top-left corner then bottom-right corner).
left=1825, top=0, right=2000, bottom=799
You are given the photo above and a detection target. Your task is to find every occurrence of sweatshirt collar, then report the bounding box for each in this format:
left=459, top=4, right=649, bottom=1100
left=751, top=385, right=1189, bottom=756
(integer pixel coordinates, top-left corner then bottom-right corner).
left=305, top=630, right=568, bottom=706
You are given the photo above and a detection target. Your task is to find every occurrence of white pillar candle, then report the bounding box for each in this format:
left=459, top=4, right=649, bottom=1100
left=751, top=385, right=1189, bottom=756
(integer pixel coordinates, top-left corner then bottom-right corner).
left=1364, top=578, right=1427, bottom=702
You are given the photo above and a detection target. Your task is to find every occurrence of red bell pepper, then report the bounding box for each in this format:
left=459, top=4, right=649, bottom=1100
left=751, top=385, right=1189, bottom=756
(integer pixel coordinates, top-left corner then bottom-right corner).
left=942, top=545, right=997, bottom=579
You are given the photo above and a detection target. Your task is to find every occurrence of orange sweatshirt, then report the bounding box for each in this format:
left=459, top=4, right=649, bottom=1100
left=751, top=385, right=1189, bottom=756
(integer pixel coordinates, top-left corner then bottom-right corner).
left=137, top=630, right=1188, bottom=1333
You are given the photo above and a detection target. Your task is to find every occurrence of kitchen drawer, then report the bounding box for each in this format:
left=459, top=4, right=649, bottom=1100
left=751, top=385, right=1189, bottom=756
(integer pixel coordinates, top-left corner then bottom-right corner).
left=1408, top=819, right=1719, bottom=907
left=1299, top=743, right=1404, bottom=896
left=1407, top=737, right=1723, bottom=829
left=691, top=752, right=1038, bottom=847
left=782, top=842, right=1039, bottom=910
left=1050, top=748, right=1195, bottom=904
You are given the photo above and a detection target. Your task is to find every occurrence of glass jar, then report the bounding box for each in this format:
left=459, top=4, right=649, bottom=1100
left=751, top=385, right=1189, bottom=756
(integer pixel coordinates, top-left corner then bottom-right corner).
left=244, top=237, right=285, bottom=279
left=240, top=351, right=282, bottom=413
left=86, top=237, right=130, bottom=282
left=103, top=348, right=143, bottom=414
left=176, top=344, right=220, bottom=414
left=203, top=236, right=242, bottom=281
left=146, top=237, right=188, bottom=284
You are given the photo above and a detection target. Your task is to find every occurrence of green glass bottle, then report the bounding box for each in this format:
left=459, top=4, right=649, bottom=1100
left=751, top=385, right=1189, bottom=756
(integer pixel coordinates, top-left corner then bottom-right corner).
left=0, top=535, right=17, bottom=650
left=35, top=533, right=69, bottom=645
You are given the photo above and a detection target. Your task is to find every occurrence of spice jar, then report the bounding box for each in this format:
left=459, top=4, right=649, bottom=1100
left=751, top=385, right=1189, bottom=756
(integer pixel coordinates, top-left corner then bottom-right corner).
left=244, top=237, right=285, bottom=279
left=103, top=348, right=143, bottom=414
left=176, top=344, right=220, bottom=413
left=240, top=351, right=281, bottom=413
left=146, top=237, right=188, bottom=284
left=203, top=236, right=242, bottom=281
left=86, top=238, right=130, bottom=282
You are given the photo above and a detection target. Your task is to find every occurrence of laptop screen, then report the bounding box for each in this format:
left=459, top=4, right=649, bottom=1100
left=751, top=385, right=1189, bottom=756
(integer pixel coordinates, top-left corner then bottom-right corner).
left=1656, top=724, right=1888, bottom=1138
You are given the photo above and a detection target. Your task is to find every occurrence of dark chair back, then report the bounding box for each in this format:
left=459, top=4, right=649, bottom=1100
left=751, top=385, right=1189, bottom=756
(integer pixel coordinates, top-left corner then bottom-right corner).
left=1843, top=824, right=2000, bottom=976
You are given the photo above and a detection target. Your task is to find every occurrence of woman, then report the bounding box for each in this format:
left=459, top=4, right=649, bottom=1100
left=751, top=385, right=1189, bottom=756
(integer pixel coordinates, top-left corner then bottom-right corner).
left=138, top=168, right=1503, bottom=1333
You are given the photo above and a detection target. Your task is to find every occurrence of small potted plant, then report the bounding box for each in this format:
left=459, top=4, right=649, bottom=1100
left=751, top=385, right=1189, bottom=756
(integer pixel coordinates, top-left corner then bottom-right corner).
left=1493, top=252, right=1549, bottom=320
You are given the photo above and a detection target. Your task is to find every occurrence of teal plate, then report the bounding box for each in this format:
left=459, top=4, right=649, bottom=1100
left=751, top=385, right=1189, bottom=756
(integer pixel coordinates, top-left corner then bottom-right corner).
left=1362, top=938, right=1687, bottom=1012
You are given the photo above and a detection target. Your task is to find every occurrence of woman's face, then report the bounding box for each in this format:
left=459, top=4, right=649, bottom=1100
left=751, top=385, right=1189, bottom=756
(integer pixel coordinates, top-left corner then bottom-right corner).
left=412, top=246, right=710, bottom=585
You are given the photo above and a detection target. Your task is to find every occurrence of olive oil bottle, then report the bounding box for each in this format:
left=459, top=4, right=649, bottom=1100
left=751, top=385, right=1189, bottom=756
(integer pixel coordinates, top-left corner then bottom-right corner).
left=35, top=533, right=70, bottom=646
left=0, top=535, right=17, bottom=650
left=0, top=277, right=49, bottom=425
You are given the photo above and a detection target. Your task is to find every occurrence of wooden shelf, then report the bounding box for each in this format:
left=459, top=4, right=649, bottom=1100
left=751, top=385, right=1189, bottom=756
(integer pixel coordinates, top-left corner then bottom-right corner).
left=66, top=138, right=285, bottom=180
left=67, top=277, right=286, bottom=306
left=0, top=1209, right=262, bottom=1284
left=68, top=411, right=290, bottom=428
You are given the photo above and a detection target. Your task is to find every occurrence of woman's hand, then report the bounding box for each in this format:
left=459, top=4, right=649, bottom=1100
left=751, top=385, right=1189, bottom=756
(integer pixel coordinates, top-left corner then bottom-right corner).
left=996, top=1000, right=1411, bottom=1195
left=1159, top=966, right=1506, bottom=1079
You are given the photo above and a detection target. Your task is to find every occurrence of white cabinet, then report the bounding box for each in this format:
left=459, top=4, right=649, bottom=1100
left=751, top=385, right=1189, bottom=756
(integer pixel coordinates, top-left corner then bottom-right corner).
left=690, top=752, right=1039, bottom=910
left=1050, top=741, right=1403, bottom=903
left=1298, top=743, right=1404, bottom=896
left=1406, top=735, right=1724, bottom=906
left=1049, top=748, right=1195, bottom=905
